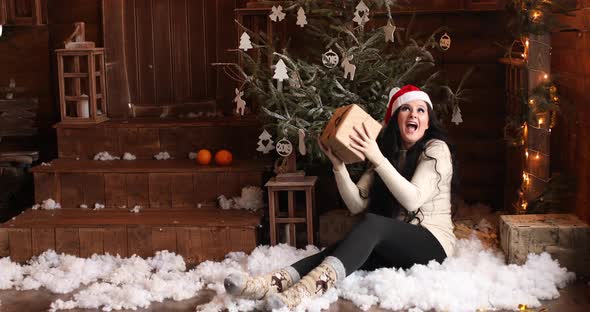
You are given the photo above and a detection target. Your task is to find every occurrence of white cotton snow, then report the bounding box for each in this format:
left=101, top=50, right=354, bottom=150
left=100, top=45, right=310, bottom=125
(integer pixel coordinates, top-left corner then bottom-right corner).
left=0, top=239, right=576, bottom=312
left=31, top=198, right=61, bottom=210
left=94, top=152, right=120, bottom=161
left=217, top=186, right=264, bottom=211
left=130, top=205, right=142, bottom=213
left=122, top=152, right=137, bottom=160
left=154, top=152, right=171, bottom=160
left=189, top=152, right=197, bottom=160
left=93, top=203, right=105, bottom=210
left=80, top=204, right=88, bottom=209
left=233, top=186, right=264, bottom=211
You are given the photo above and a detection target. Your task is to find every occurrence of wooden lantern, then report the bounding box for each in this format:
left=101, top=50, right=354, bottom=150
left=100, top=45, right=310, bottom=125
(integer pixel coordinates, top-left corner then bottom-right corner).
left=55, top=23, right=107, bottom=124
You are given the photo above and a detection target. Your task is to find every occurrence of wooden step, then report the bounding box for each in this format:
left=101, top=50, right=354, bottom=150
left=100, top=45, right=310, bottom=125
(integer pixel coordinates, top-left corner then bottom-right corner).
left=54, top=116, right=266, bottom=160
left=31, top=159, right=271, bottom=210
left=0, top=208, right=262, bottom=264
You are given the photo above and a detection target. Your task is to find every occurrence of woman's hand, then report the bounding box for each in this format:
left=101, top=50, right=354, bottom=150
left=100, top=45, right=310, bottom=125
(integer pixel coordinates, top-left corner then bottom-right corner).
left=350, top=122, right=385, bottom=166
left=318, top=137, right=344, bottom=170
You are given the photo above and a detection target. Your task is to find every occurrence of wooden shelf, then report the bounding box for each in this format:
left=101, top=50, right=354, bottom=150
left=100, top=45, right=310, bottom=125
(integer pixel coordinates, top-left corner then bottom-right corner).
left=30, top=158, right=269, bottom=174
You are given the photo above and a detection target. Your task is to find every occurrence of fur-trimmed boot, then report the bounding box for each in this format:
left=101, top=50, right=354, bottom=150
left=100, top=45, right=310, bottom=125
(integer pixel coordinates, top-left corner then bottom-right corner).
left=266, top=256, right=346, bottom=309
left=224, top=266, right=300, bottom=300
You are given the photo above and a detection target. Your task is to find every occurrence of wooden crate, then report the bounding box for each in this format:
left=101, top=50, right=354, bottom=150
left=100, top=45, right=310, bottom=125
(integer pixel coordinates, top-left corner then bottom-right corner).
left=319, top=209, right=362, bottom=247
left=30, top=159, right=267, bottom=209
left=0, top=209, right=261, bottom=264
left=500, top=214, right=590, bottom=277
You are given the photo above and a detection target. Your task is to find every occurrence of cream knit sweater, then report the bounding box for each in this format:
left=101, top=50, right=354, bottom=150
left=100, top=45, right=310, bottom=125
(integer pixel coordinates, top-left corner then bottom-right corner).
left=332, top=139, right=456, bottom=257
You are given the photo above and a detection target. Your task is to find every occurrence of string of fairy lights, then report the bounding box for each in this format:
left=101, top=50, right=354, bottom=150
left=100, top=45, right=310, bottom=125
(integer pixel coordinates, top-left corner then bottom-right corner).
left=512, top=2, right=563, bottom=214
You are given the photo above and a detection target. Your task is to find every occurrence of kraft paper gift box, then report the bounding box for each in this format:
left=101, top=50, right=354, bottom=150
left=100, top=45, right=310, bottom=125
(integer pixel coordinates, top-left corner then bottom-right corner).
left=320, top=104, right=383, bottom=164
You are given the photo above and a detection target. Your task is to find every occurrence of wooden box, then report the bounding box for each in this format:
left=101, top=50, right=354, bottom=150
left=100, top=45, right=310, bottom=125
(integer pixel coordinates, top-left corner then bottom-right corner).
left=319, top=209, right=362, bottom=247
left=320, top=104, right=382, bottom=164
left=499, top=214, right=590, bottom=277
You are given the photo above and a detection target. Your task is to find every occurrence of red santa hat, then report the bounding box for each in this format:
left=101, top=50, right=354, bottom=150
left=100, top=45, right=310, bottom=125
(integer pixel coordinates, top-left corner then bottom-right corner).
left=384, top=85, right=433, bottom=125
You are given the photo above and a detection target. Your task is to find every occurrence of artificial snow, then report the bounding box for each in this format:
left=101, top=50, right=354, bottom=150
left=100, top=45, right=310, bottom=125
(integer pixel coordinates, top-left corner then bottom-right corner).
left=0, top=239, right=575, bottom=312
left=31, top=198, right=61, bottom=210
left=94, top=152, right=120, bottom=161
left=80, top=204, right=88, bottom=209
left=189, top=152, right=197, bottom=160
left=93, top=203, right=105, bottom=210
left=130, top=205, right=142, bottom=213
left=217, top=186, right=264, bottom=211
left=154, top=152, right=171, bottom=160
left=41, top=162, right=52, bottom=166
left=122, top=152, right=137, bottom=160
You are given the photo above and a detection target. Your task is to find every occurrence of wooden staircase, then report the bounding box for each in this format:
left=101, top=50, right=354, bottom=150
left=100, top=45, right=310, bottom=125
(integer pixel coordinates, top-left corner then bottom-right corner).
left=0, top=117, right=271, bottom=264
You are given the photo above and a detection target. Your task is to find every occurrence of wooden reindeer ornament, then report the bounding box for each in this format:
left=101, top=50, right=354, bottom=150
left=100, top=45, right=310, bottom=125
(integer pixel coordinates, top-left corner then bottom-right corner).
left=341, top=54, right=356, bottom=81
left=233, top=88, right=246, bottom=116
left=64, top=22, right=95, bottom=49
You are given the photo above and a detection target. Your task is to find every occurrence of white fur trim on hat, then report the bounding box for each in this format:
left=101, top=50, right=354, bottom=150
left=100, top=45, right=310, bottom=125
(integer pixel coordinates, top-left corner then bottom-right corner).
left=390, top=90, right=433, bottom=111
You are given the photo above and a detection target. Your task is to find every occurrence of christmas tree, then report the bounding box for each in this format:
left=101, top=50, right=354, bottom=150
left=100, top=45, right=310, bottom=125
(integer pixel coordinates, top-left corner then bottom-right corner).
left=221, top=0, right=468, bottom=162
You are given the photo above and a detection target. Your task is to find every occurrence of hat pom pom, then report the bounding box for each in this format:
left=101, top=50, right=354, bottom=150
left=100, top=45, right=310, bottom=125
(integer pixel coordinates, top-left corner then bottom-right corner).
left=389, top=87, right=401, bottom=100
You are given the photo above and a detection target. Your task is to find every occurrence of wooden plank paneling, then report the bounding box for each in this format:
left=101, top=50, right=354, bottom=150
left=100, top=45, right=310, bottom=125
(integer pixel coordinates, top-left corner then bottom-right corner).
left=218, top=172, right=241, bottom=198
left=177, top=227, right=201, bottom=263
left=170, top=0, right=190, bottom=102
left=61, top=173, right=84, bottom=207
left=152, top=0, right=173, bottom=105
left=8, top=228, right=32, bottom=262
left=193, top=172, right=218, bottom=204
left=102, top=0, right=130, bottom=118
left=230, top=227, right=257, bottom=253
left=124, top=0, right=139, bottom=107
left=128, top=226, right=152, bottom=258
left=104, top=173, right=127, bottom=208
left=103, top=226, right=127, bottom=257
left=0, top=229, right=9, bottom=257
left=55, top=227, right=80, bottom=256
left=152, top=226, right=177, bottom=253
left=188, top=0, right=208, bottom=99
left=32, top=227, right=55, bottom=255
left=149, top=173, right=172, bottom=208
left=83, top=173, right=105, bottom=206
left=135, top=0, right=156, bottom=105
left=79, top=228, right=104, bottom=257
left=200, top=227, right=228, bottom=261
left=171, top=174, right=194, bottom=208
left=34, top=172, right=56, bottom=202
left=126, top=174, right=149, bottom=208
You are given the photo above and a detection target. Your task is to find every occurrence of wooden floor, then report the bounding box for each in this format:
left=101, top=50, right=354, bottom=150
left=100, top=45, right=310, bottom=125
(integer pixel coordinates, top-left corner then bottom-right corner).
left=0, top=279, right=588, bottom=312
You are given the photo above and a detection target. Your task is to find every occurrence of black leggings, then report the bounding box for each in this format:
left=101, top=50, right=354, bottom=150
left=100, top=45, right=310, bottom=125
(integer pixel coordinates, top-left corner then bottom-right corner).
left=291, top=213, right=447, bottom=276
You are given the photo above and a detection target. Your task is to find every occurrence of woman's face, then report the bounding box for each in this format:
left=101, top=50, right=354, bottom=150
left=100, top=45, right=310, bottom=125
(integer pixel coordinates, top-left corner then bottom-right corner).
left=396, top=100, right=430, bottom=149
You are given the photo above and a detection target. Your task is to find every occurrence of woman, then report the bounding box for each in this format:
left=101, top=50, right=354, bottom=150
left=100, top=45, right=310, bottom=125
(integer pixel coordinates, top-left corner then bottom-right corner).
left=224, top=85, right=457, bottom=309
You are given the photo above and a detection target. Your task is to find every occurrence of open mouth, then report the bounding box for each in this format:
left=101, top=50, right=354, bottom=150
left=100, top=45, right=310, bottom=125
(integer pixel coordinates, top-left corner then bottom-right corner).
left=406, top=121, right=418, bottom=133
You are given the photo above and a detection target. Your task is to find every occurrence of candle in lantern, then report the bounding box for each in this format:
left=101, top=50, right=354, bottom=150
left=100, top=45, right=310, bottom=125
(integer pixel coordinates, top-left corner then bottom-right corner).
left=77, top=94, right=90, bottom=118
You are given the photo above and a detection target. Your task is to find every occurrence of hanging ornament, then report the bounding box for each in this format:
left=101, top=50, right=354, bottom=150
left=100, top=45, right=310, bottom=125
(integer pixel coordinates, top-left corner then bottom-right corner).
left=239, top=32, right=253, bottom=51
left=269, top=5, right=286, bottom=22
left=298, top=129, right=306, bottom=155
left=341, top=54, right=357, bottom=81
left=276, top=137, right=293, bottom=157
left=288, top=71, right=302, bottom=88
left=256, top=129, right=275, bottom=154
left=322, top=49, right=340, bottom=68
left=296, top=7, right=307, bottom=28
left=451, top=105, right=463, bottom=125
left=439, top=32, right=451, bottom=51
left=273, top=59, right=289, bottom=82
left=383, top=20, right=396, bottom=43
left=353, top=0, right=370, bottom=26
left=233, top=88, right=247, bottom=116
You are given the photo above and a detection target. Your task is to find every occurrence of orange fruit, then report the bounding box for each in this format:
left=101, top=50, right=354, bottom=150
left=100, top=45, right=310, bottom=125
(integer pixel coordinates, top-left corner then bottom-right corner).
left=196, top=149, right=212, bottom=165
left=214, top=149, right=233, bottom=166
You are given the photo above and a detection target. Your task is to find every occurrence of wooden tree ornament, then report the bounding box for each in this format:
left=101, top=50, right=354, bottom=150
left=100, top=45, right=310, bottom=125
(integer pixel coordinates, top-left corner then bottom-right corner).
left=55, top=22, right=108, bottom=124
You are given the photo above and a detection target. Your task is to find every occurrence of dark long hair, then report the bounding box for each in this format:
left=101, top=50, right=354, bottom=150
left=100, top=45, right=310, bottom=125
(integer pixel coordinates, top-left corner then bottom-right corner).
left=366, top=106, right=458, bottom=223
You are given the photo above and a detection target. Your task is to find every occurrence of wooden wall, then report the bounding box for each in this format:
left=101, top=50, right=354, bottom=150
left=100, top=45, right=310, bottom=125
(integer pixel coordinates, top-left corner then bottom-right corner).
left=552, top=1, right=590, bottom=223
left=102, top=0, right=247, bottom=117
